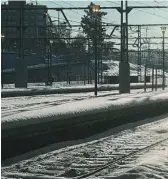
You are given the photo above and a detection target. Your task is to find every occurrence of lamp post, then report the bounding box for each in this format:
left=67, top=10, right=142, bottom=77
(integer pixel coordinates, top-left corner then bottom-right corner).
left=1, top=34, right=5, bottom=89
left=92, top=4, right=100, bottom=96
left=49, top=40, right=53, bottom=85
left=161, top=26, right=167, bottom=90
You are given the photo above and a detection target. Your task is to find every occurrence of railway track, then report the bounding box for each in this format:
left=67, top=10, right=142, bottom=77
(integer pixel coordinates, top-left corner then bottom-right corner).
left=2, top=116, right=168, bottom=178
left=75, top=137, right=168, bottom=179
left=1, top=96, right=89, bottom=117
left=1, top=90, right=147, bottom=118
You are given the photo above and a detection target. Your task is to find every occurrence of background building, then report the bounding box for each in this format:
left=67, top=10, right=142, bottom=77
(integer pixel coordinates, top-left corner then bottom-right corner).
left=1, top=0, right=49, bottom=54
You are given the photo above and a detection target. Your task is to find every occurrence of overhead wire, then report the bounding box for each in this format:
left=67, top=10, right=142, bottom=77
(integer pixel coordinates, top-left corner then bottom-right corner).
left=154, top=0, right=168, bottom=13
left=58, top=0, right=84, bottom=16
left=48, top=0, right=109, bottom=24
left=48, top=0, right=82, bottom=21
left=132, top=1, right=168, bottom=20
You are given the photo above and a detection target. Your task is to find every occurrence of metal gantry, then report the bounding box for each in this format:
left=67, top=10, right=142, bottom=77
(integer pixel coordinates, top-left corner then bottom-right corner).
left=1, top=1, right=168, bottom=92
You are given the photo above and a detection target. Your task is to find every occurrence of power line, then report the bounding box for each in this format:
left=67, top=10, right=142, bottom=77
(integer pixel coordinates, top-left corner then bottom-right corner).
left=34, top=0, right=82, bottom=25
left=48, top=0, right=82, bottom=21
left=133, top=1, right=168, bottom=20
left=50, top=15, right=81, bottom=24
left=59, top=0, right=84, bottom=16
left=154, top=0, right=168, bottom=13
left=106, top=0, right=120, bottom=6
left=48, top=0, right=109, bottom=23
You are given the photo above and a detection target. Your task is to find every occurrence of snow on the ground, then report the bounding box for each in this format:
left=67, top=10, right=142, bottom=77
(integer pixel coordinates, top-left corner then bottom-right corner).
left=103, top=60, right=168, bottom=78
left=2, top=113, right=168, bottom=179
left=1, top=90, right=123, bottom=116
left=2, top=81, right=95, bottom=90
left=1, top=89, right=168, bottom=130
left=0, top=83, right=133, bottom=94
left=1, top=82, right=159, bottom=92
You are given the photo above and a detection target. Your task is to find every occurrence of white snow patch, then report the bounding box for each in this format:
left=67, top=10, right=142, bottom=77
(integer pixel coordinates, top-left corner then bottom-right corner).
left=103, top=60, right=168, bottom=78
left=2, top=90, right=168, bottom=130
left=2, top=114, right=168, bottom=179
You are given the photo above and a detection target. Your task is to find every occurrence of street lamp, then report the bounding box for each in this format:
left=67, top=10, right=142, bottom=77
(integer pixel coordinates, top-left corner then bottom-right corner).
left=1, top=34, right=5, bottom=88
left=92, top=4, right=100, bottom=96
left=48, top=40, right=53, bottom=85
left=160, top=26, right=167, bottom=90
left=92, top=5, right=100, bottom=13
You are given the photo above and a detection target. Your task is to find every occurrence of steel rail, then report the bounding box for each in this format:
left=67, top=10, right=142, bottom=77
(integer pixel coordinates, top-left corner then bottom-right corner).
left=75, top=137, right=168, bottom=179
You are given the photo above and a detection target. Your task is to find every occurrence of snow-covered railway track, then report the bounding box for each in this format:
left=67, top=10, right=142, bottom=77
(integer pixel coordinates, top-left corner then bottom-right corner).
left=1, top=97, right=89, bottom=117
left=2, top=116, right=168, bottom=179
left=75, top=137, right=168, bottom=179
left=1, top=100, right=71, bottom=117
left=1, top=90, right=147, bottom=118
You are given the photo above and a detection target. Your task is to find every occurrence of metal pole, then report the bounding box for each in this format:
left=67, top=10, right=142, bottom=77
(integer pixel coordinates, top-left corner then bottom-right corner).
left=88, top=38, right=90, bottom=84
left=100, top=55, right=103, bottom=83
left=126, top=0, right=128, bottom=63
left=19, top=6, right=23, bottom=62
left=1, top=39, right=4, bottom=88
left=144, top=64, right=147, bottom=92
left=58, top=11, right=60, bottom=31
left=120, top=0, right=123, bottom=63
left=95, top=18, right=98, bottom=96
left=68, top=29, right=71, bottom=85
left=98, top=52, right=100, bottom=84
left=88, top=57, right=90, bottom=84
left=50, top=42, right=52, bottom=85
left=152, top=66, right=154, bottom=91
left=137, top=25, right=141, bottom=82
left=48, top=48, right=50, bottom=84
left=67, top=57, right=69, bottom=84
left=155, top=68, right=158, bottom=91
left=163, top=32, right=165, bottom=90
left=1, top=53, right=4, bottom=89
left=84, top=61, right=86, bottom=85
left=44, top=10, right=48, bottom=85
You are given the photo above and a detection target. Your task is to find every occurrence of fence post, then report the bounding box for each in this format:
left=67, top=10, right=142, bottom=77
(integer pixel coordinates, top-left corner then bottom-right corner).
left=144, top=64, right=147, bottom=92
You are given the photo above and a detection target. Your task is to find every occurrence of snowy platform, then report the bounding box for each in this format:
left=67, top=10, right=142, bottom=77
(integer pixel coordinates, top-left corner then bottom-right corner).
left=2, top=89, right=168, bottom=130
left=1, top=82, right=164, bottom=98
left=2, top=89, right=168, bottom=160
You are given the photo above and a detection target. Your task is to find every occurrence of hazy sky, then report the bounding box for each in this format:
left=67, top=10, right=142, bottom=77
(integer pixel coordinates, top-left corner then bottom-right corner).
left=31, top=1, right=167, bottom=25
left=38, top=0, right=168, bottom=49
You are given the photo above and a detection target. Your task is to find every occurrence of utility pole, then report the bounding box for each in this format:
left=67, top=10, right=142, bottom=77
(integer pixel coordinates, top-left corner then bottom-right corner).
left=161, top=26, right=166, bottom=90
left=163, top=35, right=165, bottom=90
left=117, top=0, right=131, bottom=93
left=1, top=35, right=5, bottom=88
left=92, top=4, right=100, bottom=96
left=145, top=28, right=151, bottom=66
left=15, top=1, right=28, bottom=88
left=137, top=25, right=142, bottom=82
left=58, top=11, right=60, bottom=32
left=44, top=9, right=47, bottom=85
left=152, top=65, right=154, bottom=91
left=44, top=9, right=50, bottom=85
left=67, top=28, right=71, bottom=85
left=144, top=64, right=147, bottom=92
left=100, top=50, right=103, bottom=84
left=155, top=67, right=158, bottom=91
left=36, top=0, right=38, bottom=52
left=87, top=37, right=90, bottom=84
left=47, top=47, right=50, bottom=84
left=94, top=18, right=98, bottom=96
